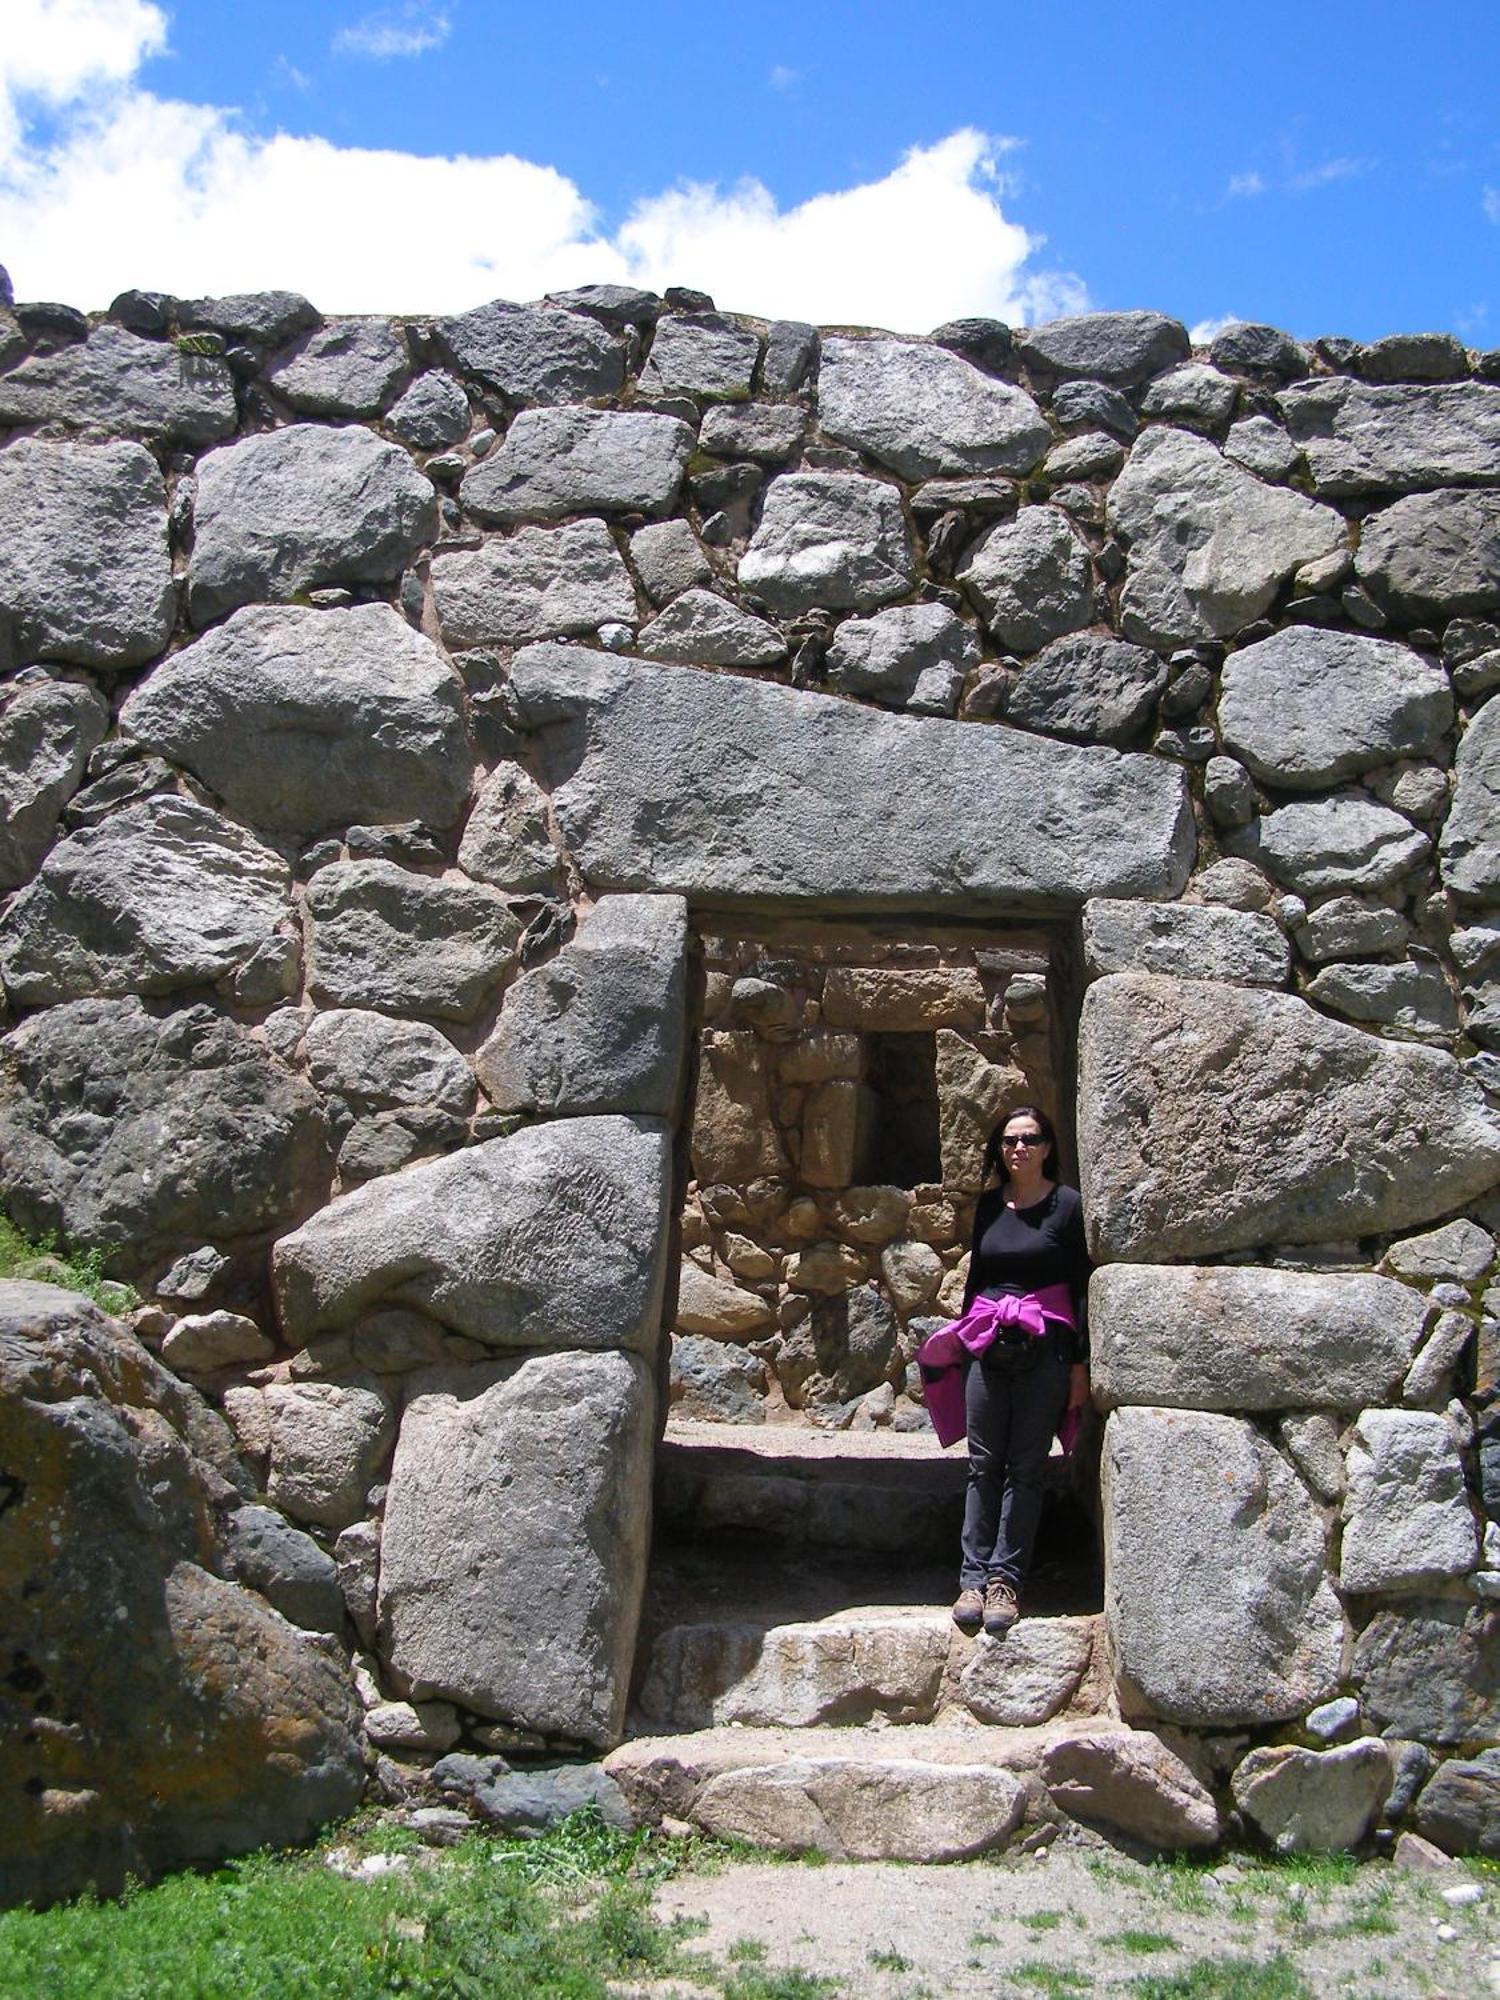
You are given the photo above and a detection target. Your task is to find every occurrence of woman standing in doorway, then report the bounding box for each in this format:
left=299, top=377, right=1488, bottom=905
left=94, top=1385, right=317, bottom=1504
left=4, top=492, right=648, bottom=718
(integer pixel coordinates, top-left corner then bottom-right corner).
left=943, top=1106, right=1090, bottom=1637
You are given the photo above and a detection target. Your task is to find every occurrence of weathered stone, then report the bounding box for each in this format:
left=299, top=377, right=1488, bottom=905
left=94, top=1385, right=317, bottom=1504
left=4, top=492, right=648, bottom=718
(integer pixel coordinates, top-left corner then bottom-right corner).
left=1278, top=379, right=1500, bottom=495
left=120, top=603, right=473, bottom=834
left=629, top=518, right=711, bottom=605
left=817, top=337, right=1050, bottom=479
left=1295, top=897, right=1410, bottom=963
left=739, top=471, right=915, bottom=615
left=1355, top=489, right=1500, bottom=618
left=641, top=1613, right=949, bottom=1730
left=1082, top=898, right=1289, bottom=986
left=304, top=859, right=521, bottom=1021
left=304, top=1009, right=475, bottom=1121
left=189, top=425, right=436, bottom=624
left=436, top=299, right=623, bottom=405
left=1232, top=796, right=1430, bottom=896
left=273, top=1115, right=671, bottom=1354
left=1090, top=1265, right=1427, bottom=1412
left=220, top=1502, right=344, bottom=1633
left=639, top=587, right=785, bottom=667
left=0, top=674, right=109, bottom=888
left=1362, top=332, right=1469, bottom=384
left=700, top=402, right=805, bottom=461
left=761, top=319, right=818, bottom=395
left=797, top=1078, right=875, bottom=1189
left=821, top=603, right=973, bottom=716
left=1280, top=1413, right=1346, bottom=1502
left=457, top=763, right=566, bottom=894
left=364, top=1700, right=462, bottom=1754
left=461, top=1760, right=633, bottom=1834
left=1024, top=311, right=1190, bottom=385
left=936, top=1032, right=1028, bottom=1192
left=1403, top=1310, right=1475, bottom=1407
left=0, top=1285, right=361, bottom=1907
left=264, top=318, right=409, bottom=416
left=0, top=323, right=236, bottom=444
left=385, top=369, right=469, bottom=448
left=674, top=1262, right=778, bottom=1341
left=1006, top=635, right=1166, bottom=747
left=1040, top=1727, right=1222, bottom=1849
left=1140, top=364, right=1238, bottom=430
left=1225, top=416, right=1301, bottom=482
left=264, top=1375, right=394, bottom=1531
left=670, top=1333, right=767, bottom=1421
left=1078, top=974, right=1500, bottom=1260
left=1231, top=1740, right=1391, bottom=1854
left=691, top=1031, right=786, bottom=1181
left=1210, top=322, right=1310, bottom=381
left=333, top=1519, right=380, bottom=1644
left=1354, top=1602, right=1500, bottom=1745
left=960, top=1618, right=1095, bottom=1725
left=1307, top=959, right=1460, bottom=1041
left=786, top=1241, right=866, bottom=1296
left=1109, top=428, right=1344, bottom=646
left=958, top=506, right=1094, bottom=655
left=1385, top=1219, right=1496, bottom=1283
left=640, top=315, right=758, bottom=401
left=1044, top=430, right=1126, bottom=481
left=1104, top=1407, right=1343, bottom=1727
left=1188, top=857, right=1277, bottom=911
left=690, top=1757, right=1026, bottom=1861
left=510, top=644, right=1194, bottom=911
left=160, top=1311, right=275, bottom=1373
left=461, top=407, right=693, bottom=522
left=1340, top=1410, right=1479, bottom=1592
left=1414, top=1750, right=1500, bottom=1857
left=379, top=1349, right=653, bottom=1745
left=430, top=520, right=636, bottom=650
left=181, top=292, right=317, bottom=345
left=1442, top=694, right=1500, bottom=902
left=822, top=966, right=986, bottom=1031
left=0, top=439, right=175, bottom=668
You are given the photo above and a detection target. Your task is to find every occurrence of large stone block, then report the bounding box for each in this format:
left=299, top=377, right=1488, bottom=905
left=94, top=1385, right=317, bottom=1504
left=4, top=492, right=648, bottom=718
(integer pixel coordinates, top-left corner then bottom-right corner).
left=509, top=643, right=1195, bottom=911
left=816, top=336, right=1050, bottom=478
left=958, top=506, right=1094, bottom=655
left=430, top=520, right=637, bottom=650
left=959, top=1617, right=1095, bottom=1726
left=265, top=1377, right=395, bottom=1531
left=1024, top=311, right=1190, bottom=385
left=0, top=323, right=237, bottom=445
left=474, top=893, right=687, bottom=1117
left=272, top=1114, right=672, bottom=1354
left=1442, top=694, right=1500, bottom=902
left=1078, top=973, right=1500, bottom=1260
left=689, top=1758, right=1026, bottom=1861
left=303, top=1008, right=476, bottom=1121
left=1040, top=1727, right=1222, bottom=1849
left=639, top=315, right=759, bottom=401
left=1354, top=1601, right=1500, bottom=1745
left=120, top=604, right=473, bottom=834
left=1230, top=1740, right=1391, bottom=1854
left=1104, top=1406, right=1344, bottom=1727
left=1005, top=635, right=1166, bottom=748
left=825, top=602, right=976, bottom=716
left=1082, top=897, right=1289, bottom=986
left=739, top=471, right=915, bottom=615
left=1090, top=1265, right=1428, bottom=1412
left=1340, top=1410, right=1479, bottom=1592
left=435, top=298, right=624, bottom=404
left=0, top=439, right=175, bottom=668
left=1278, top=379, right=1500, bottom=495
left=0, top=674, right=109, bottom=889
left=304, top=859, right=521, bottom=1021
left=378, top=1349, right=654, bottom=1745
left=1230, top=795, right=1430, bottom=897
left=1355, top=489, right=1500, bottom=617
left=1414, top=1750, right=1500, bottom=1857
left=263, top=318, right=410, bottom=417
left=690, top=1031, right=787, bottom=1182
left=639, top=1613, right=949, bottom=1730
left=460, top=407, right=693, bottom=522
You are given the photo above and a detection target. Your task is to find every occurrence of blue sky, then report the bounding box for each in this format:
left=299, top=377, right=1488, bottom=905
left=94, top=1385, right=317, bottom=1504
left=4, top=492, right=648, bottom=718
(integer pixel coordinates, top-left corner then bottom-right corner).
left=2, top=0, right=1497, bottom=339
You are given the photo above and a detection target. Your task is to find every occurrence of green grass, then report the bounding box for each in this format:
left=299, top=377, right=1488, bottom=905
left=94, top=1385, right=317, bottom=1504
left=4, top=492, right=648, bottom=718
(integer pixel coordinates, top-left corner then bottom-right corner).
left=1103, top=1928, right=1177, bottom=1955
left=1011, top=1963, right=1093, bottom=1995
left=867, top=1946, right=911, bottom=1971
left=1021, top=1910, right=1065, bottom=1932
left=0, top=1212, right=137, bottom=1312
left=1132, top=1955, right=1312, bottom=2000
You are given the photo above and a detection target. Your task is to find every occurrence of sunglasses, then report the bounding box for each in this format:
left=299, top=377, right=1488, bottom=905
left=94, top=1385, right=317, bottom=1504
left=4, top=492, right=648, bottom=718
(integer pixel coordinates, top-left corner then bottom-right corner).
left=1001, top=1132, right=1046, bottom=1149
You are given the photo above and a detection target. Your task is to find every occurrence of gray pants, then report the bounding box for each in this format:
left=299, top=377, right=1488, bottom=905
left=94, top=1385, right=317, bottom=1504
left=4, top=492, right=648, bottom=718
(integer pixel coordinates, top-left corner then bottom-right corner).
left=959, top=1351, right=1071, bottom=1590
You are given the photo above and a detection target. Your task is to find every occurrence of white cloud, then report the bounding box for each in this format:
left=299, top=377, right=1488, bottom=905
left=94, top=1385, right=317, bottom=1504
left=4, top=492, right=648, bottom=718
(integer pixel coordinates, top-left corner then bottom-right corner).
left=0, top=0, right=165, bottom=155
left=1286, top=155, right=1374, bottom=193
left=1188, top=314, right=1241, bottom=344
left=0, top=15, right=1084, bottom=330
left=1484, top=186, right=1500, bottom=224
left=768, top=65, right=799, bottom=93
left=332, top=5, right=451, bottom=60
left=1224, top=172, right=1265, bottom=200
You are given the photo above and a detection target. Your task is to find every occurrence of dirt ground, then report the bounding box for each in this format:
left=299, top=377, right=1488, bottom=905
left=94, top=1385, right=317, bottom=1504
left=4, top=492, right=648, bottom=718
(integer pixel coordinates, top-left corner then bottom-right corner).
left=649, top=1834, right=1498, bottom=1998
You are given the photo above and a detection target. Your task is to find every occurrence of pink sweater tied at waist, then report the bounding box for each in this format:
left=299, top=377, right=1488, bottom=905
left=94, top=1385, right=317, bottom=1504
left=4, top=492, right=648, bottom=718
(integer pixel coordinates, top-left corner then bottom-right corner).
left=916, top=1284, right=1077, bottom=1450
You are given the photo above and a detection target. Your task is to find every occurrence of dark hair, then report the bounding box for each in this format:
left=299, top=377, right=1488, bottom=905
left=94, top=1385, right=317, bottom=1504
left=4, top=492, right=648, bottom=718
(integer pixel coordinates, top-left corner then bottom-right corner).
left=982, top=1104, right=1060, bottom=1188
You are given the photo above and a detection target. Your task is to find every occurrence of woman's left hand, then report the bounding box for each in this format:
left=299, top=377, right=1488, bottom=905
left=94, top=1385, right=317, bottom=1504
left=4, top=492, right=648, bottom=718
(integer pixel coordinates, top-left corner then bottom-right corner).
left=1067, top=1364, right=1090, bottom=1411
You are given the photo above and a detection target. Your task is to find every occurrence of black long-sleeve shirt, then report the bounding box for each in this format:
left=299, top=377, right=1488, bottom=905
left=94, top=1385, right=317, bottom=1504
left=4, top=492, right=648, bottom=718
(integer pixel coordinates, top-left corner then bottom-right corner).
left=962, top=1182, right=1090, bottom=1365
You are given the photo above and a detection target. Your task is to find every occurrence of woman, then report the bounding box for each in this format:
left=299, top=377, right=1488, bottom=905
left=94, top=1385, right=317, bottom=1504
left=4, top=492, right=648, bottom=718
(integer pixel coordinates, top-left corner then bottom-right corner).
left=940, top=1106, right=1090, bottom=1638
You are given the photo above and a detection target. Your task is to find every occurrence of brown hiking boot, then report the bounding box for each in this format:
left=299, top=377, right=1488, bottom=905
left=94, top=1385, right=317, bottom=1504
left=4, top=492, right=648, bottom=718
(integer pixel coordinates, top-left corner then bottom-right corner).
left=984, top=1577, right=1019, bottom=1635
left=952, top=1586, right=984, bottom=1634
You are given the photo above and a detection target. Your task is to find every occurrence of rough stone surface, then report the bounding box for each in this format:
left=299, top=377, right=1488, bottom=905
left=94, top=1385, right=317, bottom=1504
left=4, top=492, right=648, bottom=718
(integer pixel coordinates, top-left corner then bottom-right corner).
left=1078, top=974, right=1500, bottom=1260
left=669, top=1332, right=767, bottom=1421
left=1103, top=1406, right=1344, bottom=1727
left=1295, top=896, right=1411, bottom=963
left=958, top=1618, right=1095, bottom=1725
left=1279, top=379, right=1500, bottom=495
left=1082, top=897, right=1289, bottom=986
left=160, top=1310, right=275, bottom=1372
left=189, top=424, right=436, bottom=624
left=1023, top=311, right=1190, bottom=385
left=1006, top=635, right=1166, bottom=747
left=303, top=1009, right=476, bottom=1122
left=739, top=472, right=915, bottom=615
left=1230, top=1740, right=1392, bottom=1854
left=1355, top=489, right=1500, bottom=617
left=511, top=644, right=1194, bottom=911
left=264, top=318, right=409, bottom=417
left=816, top=337, right=1050, bottom=478
left=629, top=519, right=711, bottom=604
left=430, top=520, right=636, bottom=650
left=0, top=1283, right=362, bottom=1906
left=1354, top=1602, right=1500, bottom=1745
left=182, top=292, right=317, bottom=344
left=378, top=1349, right=654, bottom=1745
left=1442, top=693, right=1500, bottom=901
left=1090, top=1265, right=1427, bottom=1411
left=461, top=407, right=693, bottom=522
left=639, top=587, right=786, bottom=667
left=1040, top=1728, right=1222, bottom=1849
left=436, top=300, right=624, bottom=405
left=958, top=506, right=1094, bottom=655
left=1234, top=796, right=1431, bottom=898
left=640, top=315, right=759, bottom=401
left=699, top=402, right=805, bottom=462
left=457, top=1760, right=633, bottom=1834
left=1385, top=1219, right=1497, bottom=1283
left=689, top=1758, right=1027, bottom=1861
left=1307, top=959, right=1460, bottom=1041
left=272, top=1115, right=671, bottom=1354
left=304, top=859, right=521, bottom=1021
left=0, top=323, right=236, bottom=444
left=1140, top=364, right=1238, bottom=431
left=474, top=894, right=687, bottom=1117
left=120, top=603, right=473, bottom=834
left=220, top=1502, right=345, bottom=1633
left=1109, top=427, right=1344, bottom=645
left=1340, top=1410, right=1479, bottom=1592
left=0, top=674, right=110, bottom=889
left=385, top=370, right=469, bottom=449
left=826, top=603, right=977, bottom=714
left=264, top=1376, right=394, bottom=1531
left=1414, top=1750, right=1500, bottom=1857
left=0, top=439, right=175, bottom=668
left=456, top=763, right=566, bottom=893
left=0, top=998, right=329, bottom=1265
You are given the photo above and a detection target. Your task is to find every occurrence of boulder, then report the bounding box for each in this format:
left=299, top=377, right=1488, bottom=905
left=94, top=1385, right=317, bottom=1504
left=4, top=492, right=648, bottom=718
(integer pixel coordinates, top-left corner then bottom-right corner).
left=1210, top=322, right=1311, bottom=382
left=1294, top=896, right=1410, bottom=963
left=959, top=1617, right=1096, bottom=1725
left=378, top=1350, right=654, bottom=1745
left=958, top=506, right=1095, bottom=655
left=1103, top=1407, right=1343, bottom=1727
left=639, top=315, right=759, bottom=401
left=474, top=893, right=687, bottom=1117
left=1140, top=364, right=1238, bottom=431
left=1442, top=693, right=1500, bottom=902
left=1078, top=974, right=1500, bottom=1259
left=1231, top=795, right=1430, bottom=897
left=364, top=1701, right=462, bottom=1754
left=1354, top=1601, right=1500, bottom=1744
left=386, top=369, right=470, bottom=448
left=1230, top=1740, right=1392, bottom=1854
left=1081, top=897, right=1289, bottom=986
left=935, top=1032, right=1027, bottom=1191
left=699, top=402, right=805, bottom=462
left=1006, top=635, right=1166, bottom=748
left=1414, top=1750, right=1500, bottom=1857
left=1023, top=311, right=1190, bottom=385
left=1108, top=427, right=1344, bottom=646
left=0, top=998, right=330, bottom=1266
left=1041, top=1729, right=1222, bottom=1850
left=826, top=602, right=977, bottom=715
left=264, top=1376, right=395, bottom=1531
left=188, top=425, right=436, bottom=624
left=263, top=318, right=410, bottom=417
left=629, top=518, right=711, bottom=604
left=272, top=1114, right=671, bottom=1354
left=738, top=471, right=915, bottom=614
left=0, top=439, right=175, bottom=668
left=0, top=1283, right=362, bottom=1906
left=1218, top=629, right=1453, bottom=789
left=303, top=1009, right=476, bottom=1121
left=0, top=795, right=291, bottom=1004
left=674, top=1262, right=777, bottom=1340
left=181, top=291, right=317, bottom=344
left=1340, top=1409, right=1479, bottom=1592
left=1225, top=414, right=1301, bottom=481
left=441, top=1759, right=634, bottom=1834
left=461, top=407, right=693, bottom=522
left=816, top=336, right=1050, bottom=478
left=1278, top=379, right=1500, bottom=495
left=161, top=1311, right=275, bottom=1372
left=638, top=587, right=786, bottom=667
left=220, top=1503, right=345, bottom=1633
left=639, top=1614, right=949, bottom=1730
left=457, top=762, right=567, bottom=893
left=1384, top=1219, right=1496, bottom=1283
left=1307, top=959, right=1459, bottom=1041
left=304, top=859, right=521, bottom=1021
left=1090, top=1265, right=1428, bottom=1411
left=435, top=298, right=624, bottom=404
left=0, top=674, right=110, bottom=889
left=669, top=1333, right=768, bottom=1421
left=0, top=323, right=237, bottom=444
left=429, top=520, right=637, bottom=650
left=509, top=643, right=1194, bottom=910
left=1355, top=489, right=1500, bottom=617
left=689, top=1758, right=1026, bottom=1861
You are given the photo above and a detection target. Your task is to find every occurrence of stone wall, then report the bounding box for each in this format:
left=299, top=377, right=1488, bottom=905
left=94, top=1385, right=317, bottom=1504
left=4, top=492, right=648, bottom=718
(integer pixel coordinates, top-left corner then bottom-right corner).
left=1, top=280, right=1499, bottom=1876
